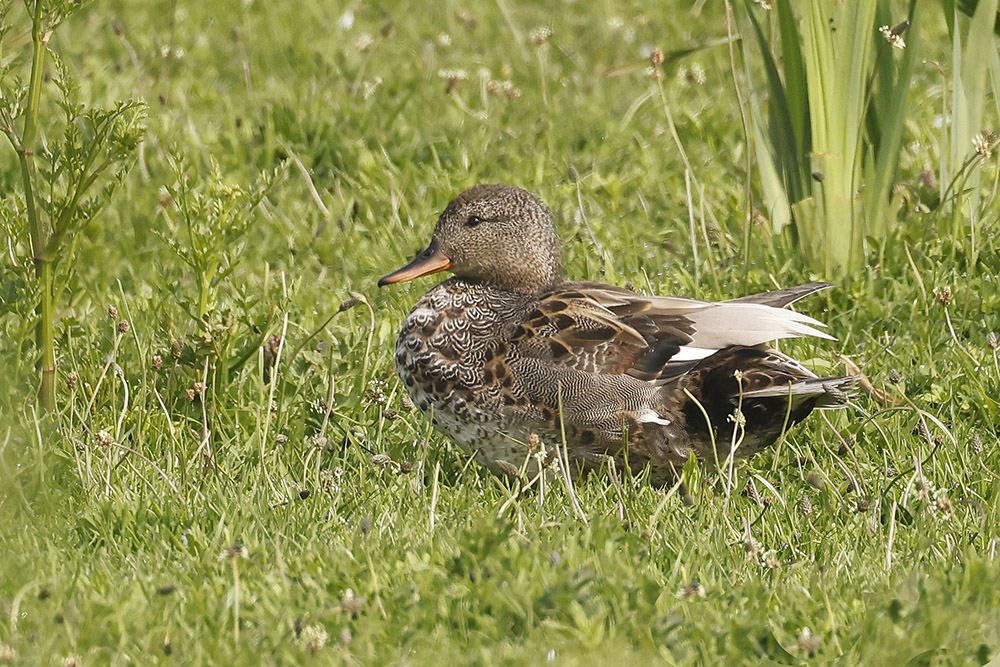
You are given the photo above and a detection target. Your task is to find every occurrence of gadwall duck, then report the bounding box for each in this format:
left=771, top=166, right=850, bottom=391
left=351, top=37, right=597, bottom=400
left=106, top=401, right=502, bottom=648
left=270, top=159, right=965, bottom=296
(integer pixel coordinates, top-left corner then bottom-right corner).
left=379, top=185, right=852, bottom=485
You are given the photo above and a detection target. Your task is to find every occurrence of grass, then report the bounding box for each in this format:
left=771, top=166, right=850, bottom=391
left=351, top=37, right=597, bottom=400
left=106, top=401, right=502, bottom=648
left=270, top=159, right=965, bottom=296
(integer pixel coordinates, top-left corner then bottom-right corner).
left=1, top=0, right=1000, bottom=663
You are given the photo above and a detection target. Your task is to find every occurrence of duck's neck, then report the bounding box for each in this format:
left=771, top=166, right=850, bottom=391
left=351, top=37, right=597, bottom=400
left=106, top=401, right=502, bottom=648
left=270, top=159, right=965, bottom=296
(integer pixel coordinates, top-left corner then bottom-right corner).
left=471, top=264, right=562, bottom=295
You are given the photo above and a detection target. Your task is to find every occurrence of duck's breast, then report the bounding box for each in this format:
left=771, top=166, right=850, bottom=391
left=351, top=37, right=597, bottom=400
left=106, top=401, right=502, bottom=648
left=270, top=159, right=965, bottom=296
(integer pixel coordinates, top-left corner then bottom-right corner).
left=394, top=279, right=526, bottom=444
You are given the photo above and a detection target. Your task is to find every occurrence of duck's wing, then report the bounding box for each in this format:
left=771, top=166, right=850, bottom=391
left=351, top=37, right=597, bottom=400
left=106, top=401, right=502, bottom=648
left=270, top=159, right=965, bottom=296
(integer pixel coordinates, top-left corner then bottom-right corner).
left=508, top=282, right=834, bottom=384
left=726, top=281, right=833, bottom=307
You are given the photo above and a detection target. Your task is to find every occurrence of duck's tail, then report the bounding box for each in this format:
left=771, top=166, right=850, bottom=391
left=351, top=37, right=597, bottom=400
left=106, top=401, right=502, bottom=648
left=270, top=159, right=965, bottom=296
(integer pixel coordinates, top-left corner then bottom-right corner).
left=677, top=345, right=855, bottom=460
left=739, top=375, right=855, bottom=409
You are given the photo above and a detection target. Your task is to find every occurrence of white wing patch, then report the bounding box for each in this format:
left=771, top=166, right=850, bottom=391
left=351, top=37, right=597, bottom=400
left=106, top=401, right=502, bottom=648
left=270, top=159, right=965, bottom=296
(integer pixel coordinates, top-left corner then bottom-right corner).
left=679, top=302, right=836, bottom=349
left=671, top=346, right=716, bottom=362
left=637, top=408, right=671, bottom=426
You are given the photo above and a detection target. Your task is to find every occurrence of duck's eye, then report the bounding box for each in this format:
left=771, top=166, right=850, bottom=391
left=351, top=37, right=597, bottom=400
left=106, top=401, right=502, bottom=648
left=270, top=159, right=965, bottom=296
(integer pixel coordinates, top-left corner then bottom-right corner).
left=466, top=215, right=484, bottom=227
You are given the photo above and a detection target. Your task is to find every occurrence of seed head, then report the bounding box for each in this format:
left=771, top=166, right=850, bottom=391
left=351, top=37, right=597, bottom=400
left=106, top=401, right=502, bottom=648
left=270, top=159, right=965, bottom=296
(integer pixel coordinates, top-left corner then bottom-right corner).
left=973, top=130, right=998, bottom=160
left=117, top=319, right=130, bottom=333
left=879, top=24, right=906, bottom=49
left=66, top=370, right=79, bottom=390
left=970, top=433, right=984, bottom=455
left=677, top=63, right=706, bottom=86
left=151, top=354, right=163, bottom=370
left=437, top=68, right=468, bottom=94
left=988, top=331, right=998, bottom=350
left=798, top=494, right=814, bottom=516
left=888, top=368, right=902, bottom=384
left=220, top=542, right=248, bottom=560
left=96, top=430, right=115, bottom=448
left=338, top=296, right=361, bottom=312
left=365, top=378, right=387, bottom=406
left=910, top=475, right=935, bottom=502
left=649, top=47, right=665, bottom=68
left=487, top=79, right=521, bottom=99
left=320, top=470, right=338, bottom=494
left=916, top=420, right=931, bottom=442
left=436, top=68, right=467, bottom=81
left=933, top=490, right=952, bottom=514
left=676, top=580, right=706, bottom=600
left=312, top=435, right=333, bottom=451
left=529, top=26, right=552, bottom=47
left=353, top=33, right=374, bottom=53
left=456, top=10, right=478, bottom=27
left=341, top=588, right=366, bottom=617
left=185, top=388, right=196, bottom=402
left=371, top=453, right=395, bottom=469
left=362, top=76, right=383, bottom=99
left=0, top=645, right=17, bottom=664
left=107, top=304, right=118, bottom=319
left=360, top=516, right=372, bottom=535
left=298, top=624, right=329, bottom=654
left=797, top=627, right=822, bottom=655
left=934, top=286, right=952, bottom=306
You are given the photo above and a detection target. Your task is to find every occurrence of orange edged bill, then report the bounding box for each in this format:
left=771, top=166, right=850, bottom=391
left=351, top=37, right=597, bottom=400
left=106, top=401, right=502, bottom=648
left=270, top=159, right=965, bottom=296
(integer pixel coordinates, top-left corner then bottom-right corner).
left=378, top=243, right=453, bottom=286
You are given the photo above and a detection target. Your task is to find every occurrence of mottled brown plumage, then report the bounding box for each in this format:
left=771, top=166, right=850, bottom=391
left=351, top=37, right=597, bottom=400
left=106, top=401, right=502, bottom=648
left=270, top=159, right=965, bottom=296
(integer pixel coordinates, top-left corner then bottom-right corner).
left=379, top=185, right=853, bottom=485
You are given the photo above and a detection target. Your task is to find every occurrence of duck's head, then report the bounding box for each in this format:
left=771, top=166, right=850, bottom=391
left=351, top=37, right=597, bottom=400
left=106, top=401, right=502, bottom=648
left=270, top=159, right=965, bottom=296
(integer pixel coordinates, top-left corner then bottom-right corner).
left=378, top=184, right=563, bottom=294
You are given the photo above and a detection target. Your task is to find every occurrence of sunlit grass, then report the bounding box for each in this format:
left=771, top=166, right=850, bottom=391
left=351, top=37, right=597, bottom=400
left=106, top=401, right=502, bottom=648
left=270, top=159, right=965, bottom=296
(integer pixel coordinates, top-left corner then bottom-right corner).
left=1, top=0, right=999, bottom=663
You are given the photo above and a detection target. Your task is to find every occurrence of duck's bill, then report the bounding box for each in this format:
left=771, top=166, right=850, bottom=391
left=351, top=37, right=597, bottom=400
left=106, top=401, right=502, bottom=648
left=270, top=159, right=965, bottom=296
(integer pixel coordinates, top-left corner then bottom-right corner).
left=378, top=244, right=453, bottom=286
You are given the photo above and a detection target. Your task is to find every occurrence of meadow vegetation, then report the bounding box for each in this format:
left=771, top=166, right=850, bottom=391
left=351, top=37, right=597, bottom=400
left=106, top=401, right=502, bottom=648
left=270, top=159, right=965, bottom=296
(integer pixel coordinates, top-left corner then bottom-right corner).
left=1, top=0, right=999, bottom=663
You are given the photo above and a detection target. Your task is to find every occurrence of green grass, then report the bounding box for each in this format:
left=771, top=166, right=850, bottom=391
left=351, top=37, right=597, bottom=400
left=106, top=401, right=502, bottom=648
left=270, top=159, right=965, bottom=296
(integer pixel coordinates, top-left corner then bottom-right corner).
left=2, top=0, right=1000, bottom=663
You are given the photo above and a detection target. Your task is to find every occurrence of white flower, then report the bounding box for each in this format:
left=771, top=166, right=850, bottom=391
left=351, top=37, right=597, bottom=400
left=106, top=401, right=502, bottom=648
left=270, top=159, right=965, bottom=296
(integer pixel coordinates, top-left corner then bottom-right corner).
left=297, top=624, right=329, bottom=654
left=436, top=68, right=468, bottom=81
left=354, top=33, right=375, bottom=53
left=529, top=27, right=552, bottom=46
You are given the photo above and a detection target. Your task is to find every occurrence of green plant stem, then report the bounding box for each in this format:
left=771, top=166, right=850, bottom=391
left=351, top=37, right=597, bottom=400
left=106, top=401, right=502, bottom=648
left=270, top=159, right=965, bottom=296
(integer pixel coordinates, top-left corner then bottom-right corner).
left=36, top=260, right=56, bottom=409
left=20, top=5, right=56, bottom=410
